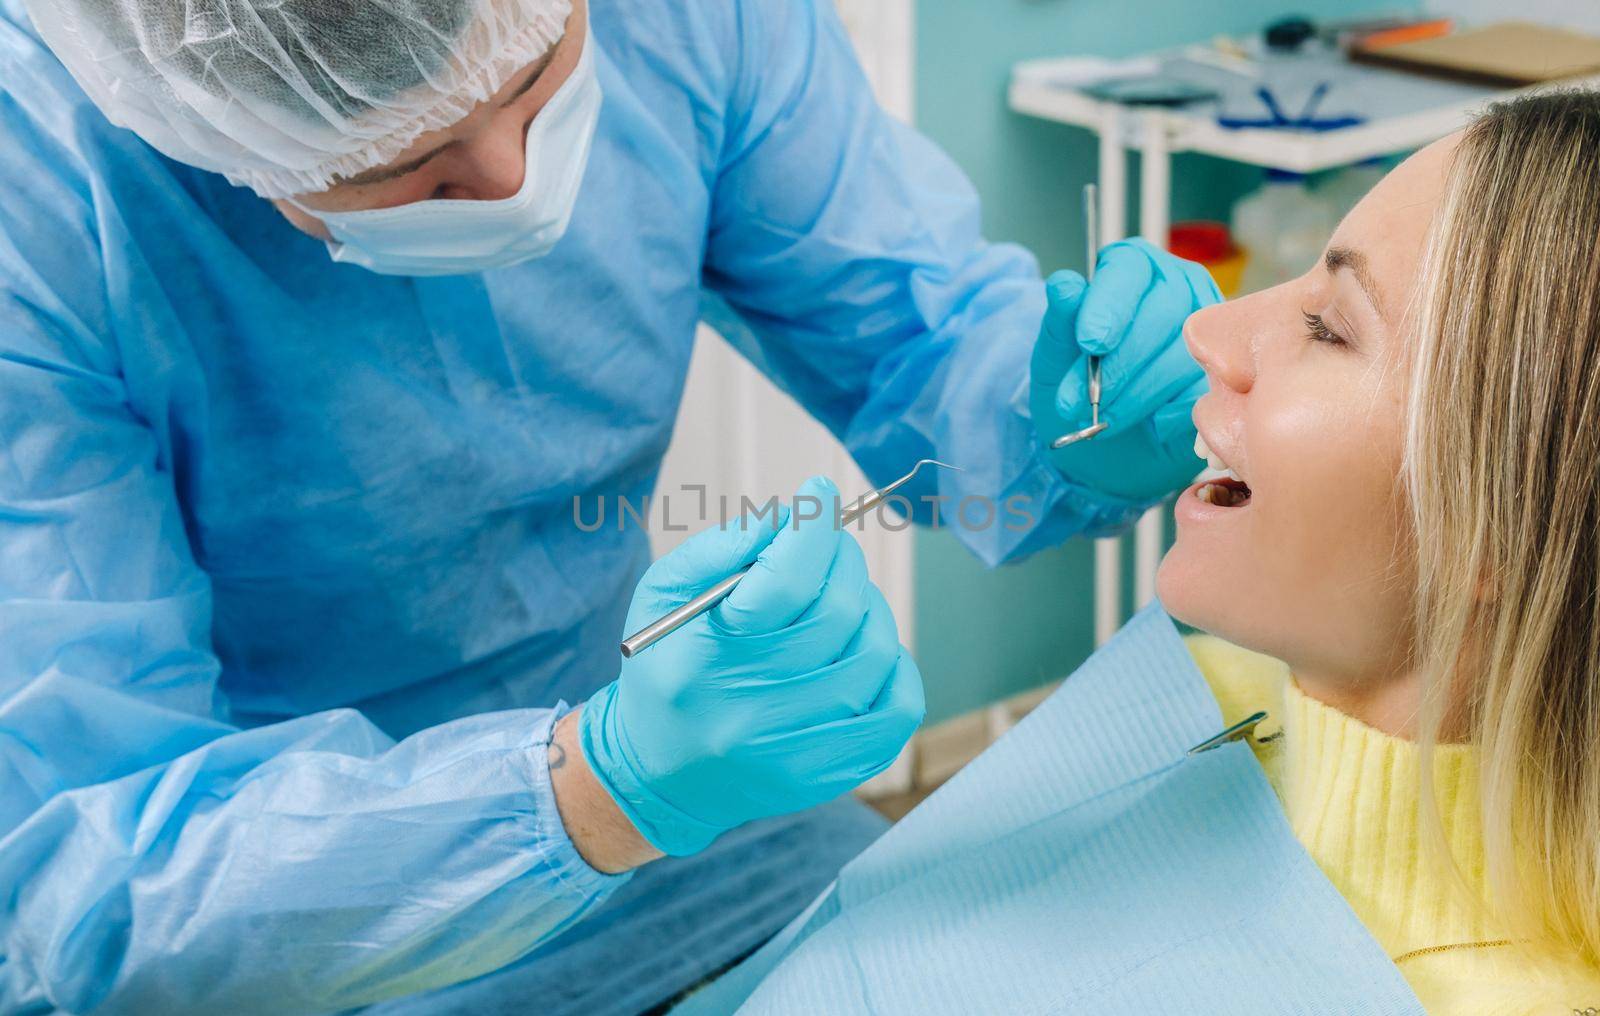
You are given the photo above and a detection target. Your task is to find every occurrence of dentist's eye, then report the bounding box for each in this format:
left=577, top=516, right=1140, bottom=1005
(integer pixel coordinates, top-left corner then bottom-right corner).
left=1302, top=311, right=1347, bottom=347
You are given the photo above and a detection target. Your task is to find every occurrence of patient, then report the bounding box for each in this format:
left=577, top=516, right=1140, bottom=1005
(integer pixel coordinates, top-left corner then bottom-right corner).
left=687, top=91, right=1600, bottom=1014
left=1165, top=90, right=1600, bottom=1007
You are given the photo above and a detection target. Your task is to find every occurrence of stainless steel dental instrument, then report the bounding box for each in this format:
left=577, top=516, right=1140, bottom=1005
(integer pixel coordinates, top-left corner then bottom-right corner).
left=619, top=459, right=962, bottom=658
left=1051, top=183, right=1110, bottom=450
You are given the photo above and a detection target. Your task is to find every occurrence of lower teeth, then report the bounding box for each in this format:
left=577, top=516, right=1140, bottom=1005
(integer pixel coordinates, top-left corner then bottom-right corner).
left=1197, top=483, right=1249, bottom=507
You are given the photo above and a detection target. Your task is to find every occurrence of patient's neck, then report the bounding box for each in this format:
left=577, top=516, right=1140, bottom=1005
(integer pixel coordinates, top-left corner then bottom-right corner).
left=1290, top=666, right=1430, bottom=741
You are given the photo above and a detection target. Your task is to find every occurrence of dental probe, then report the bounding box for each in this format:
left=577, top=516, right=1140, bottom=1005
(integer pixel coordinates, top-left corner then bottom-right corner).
left=1051, top=183, right=1110, bottom=449
left=619, top=459, right=961, bottom=658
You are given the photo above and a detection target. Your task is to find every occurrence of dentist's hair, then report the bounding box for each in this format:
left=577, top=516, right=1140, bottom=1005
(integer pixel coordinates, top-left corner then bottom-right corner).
left=1406, top=88, right=1600, bottom=965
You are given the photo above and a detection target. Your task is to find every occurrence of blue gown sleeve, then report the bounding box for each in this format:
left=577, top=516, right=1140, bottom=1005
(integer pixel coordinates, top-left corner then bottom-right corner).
left=700, top=0, right=1146, bottom=566
left=0, top=241, right=626, bottom=1011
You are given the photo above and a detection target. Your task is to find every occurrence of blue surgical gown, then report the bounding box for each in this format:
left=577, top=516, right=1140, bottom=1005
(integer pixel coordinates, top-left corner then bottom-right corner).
left=0, top=0, right=1139, bottom=1011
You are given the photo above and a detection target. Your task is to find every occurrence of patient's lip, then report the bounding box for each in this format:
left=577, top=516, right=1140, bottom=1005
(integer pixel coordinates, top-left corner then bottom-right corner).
left=1193, top=417, right=1247, bottom=485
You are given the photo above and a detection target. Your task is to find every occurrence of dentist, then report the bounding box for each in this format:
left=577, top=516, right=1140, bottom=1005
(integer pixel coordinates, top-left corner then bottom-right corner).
left=0, top=0, right=1216, bottom=1011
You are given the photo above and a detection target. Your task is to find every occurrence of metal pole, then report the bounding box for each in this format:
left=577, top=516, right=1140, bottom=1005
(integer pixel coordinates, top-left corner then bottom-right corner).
left=1094, top=105, right=1127, bottom=646
left=1134, top=109, right=1173, bottom=610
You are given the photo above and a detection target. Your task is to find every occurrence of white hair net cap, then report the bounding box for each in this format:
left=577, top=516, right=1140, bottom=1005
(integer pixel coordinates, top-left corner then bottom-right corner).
left=23, top=0, right=573, bottom=198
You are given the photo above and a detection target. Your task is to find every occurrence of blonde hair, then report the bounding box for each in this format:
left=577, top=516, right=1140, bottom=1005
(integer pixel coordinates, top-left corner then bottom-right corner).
left=1406, top=89, right=1600, bottom=963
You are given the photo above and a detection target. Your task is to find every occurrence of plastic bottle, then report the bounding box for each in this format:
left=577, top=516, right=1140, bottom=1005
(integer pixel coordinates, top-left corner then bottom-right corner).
left=1316, top=159, right=1390, bottom=222
left=1231, top=169, right=1339, bottom=294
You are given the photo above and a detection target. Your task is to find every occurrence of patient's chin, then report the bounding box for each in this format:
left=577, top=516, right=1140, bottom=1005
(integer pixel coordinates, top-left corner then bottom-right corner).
left=1156, top=545, right=1251, bottom=645
left=1156, top=546, right=1211, bottom=630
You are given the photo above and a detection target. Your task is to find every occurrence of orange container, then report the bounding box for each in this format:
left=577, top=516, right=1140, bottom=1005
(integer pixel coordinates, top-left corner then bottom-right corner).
left=1169, top=221, right=1246, bottom=298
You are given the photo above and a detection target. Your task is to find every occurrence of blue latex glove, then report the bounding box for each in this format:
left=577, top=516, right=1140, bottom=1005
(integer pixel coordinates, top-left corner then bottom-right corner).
left=1030, top=239, right=1222, bottom=503
left=580, top=476, right=925, bottom=857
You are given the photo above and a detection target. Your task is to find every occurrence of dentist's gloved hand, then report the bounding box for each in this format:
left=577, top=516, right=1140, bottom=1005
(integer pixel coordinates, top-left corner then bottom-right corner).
left=580, top=476, right=925, bottom=857
left=1031, top=238, right=1221, bottom=503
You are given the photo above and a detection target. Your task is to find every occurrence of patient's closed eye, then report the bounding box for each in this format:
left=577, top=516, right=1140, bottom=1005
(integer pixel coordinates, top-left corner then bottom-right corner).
left=1302, top=311, right=1346, bottom=348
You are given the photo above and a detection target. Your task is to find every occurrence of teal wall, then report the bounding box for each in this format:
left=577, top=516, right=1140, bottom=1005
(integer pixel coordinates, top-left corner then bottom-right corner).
left=910, top=0, right=1415, bottom=723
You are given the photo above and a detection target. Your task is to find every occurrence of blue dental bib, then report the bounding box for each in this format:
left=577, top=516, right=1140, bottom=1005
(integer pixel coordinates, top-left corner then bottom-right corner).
left=678, top=606, right=1426, bottom=1015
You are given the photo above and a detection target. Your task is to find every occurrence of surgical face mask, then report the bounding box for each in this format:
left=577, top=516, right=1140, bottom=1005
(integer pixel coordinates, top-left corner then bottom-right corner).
left=296, top=36, right=602, bottom=277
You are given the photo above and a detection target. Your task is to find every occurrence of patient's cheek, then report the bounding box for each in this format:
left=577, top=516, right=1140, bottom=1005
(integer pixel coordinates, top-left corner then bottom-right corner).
left=1158, top=380, right=1407, bottom=667
left=1259, top=410, right=1352, bottom=553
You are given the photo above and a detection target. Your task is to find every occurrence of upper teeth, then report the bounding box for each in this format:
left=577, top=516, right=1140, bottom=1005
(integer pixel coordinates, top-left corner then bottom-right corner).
left=1194, top=433, right=1241, bottom=481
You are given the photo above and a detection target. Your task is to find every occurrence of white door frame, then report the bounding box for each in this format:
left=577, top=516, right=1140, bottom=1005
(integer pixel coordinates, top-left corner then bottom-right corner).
left=837, top=0, right=915, bottom=124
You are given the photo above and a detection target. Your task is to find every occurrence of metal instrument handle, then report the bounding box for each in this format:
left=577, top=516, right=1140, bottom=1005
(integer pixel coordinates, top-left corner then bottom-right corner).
left=618, top=461, right=957, bottom=658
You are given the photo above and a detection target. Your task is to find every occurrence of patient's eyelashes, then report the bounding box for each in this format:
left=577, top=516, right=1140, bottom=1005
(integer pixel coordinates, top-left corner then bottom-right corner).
left=1302, top=311, right=1347, bottom=348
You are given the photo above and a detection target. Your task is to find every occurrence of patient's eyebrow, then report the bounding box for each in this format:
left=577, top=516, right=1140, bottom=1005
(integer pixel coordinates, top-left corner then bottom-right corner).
left=1325, top=246, right=1381, bottom=307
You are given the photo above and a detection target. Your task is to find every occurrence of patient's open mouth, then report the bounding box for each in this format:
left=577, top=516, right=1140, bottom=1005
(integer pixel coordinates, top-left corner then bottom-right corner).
left=1193, top=433, right=1251, bottom=507
left=1195, top=477, right=1251, bottom=507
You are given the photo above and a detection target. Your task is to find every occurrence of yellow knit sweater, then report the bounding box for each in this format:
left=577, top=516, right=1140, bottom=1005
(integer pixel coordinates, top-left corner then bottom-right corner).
left=1186, top=635, right=1600, bottom=1016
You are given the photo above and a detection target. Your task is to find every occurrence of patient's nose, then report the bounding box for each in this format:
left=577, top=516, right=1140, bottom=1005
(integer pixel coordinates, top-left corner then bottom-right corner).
left=1183, top=300, right=1255, bottom=395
